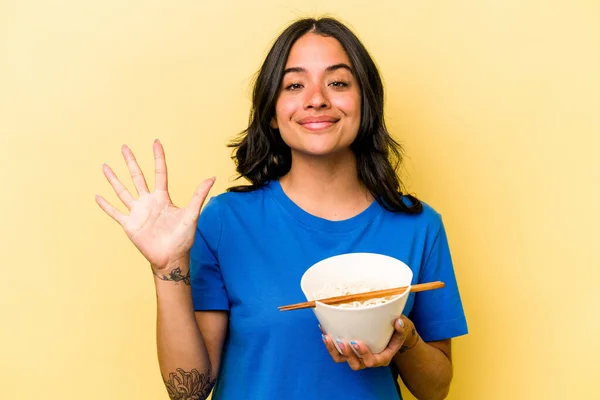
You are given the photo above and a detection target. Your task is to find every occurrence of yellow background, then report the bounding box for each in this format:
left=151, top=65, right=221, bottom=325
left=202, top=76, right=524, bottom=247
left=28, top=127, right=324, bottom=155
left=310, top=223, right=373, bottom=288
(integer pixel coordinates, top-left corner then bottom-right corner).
left=1, top=1, right=598, bottom=399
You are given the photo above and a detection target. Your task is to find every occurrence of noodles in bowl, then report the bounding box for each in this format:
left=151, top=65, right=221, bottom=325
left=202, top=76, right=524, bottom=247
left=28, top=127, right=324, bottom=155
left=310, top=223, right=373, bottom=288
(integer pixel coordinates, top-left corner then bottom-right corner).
left=313, top=283, right=402, bottom=309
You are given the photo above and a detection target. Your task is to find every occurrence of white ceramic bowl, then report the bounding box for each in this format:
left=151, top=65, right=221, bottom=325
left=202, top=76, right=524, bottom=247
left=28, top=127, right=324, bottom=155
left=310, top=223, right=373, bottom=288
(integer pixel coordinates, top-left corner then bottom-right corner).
left=300, top=252, right=413, bottom=354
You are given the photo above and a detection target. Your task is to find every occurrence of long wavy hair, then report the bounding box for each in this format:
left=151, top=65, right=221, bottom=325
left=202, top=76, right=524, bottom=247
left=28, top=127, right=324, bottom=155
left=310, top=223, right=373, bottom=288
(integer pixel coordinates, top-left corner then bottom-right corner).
left=227, top=17, right=422, bottom=214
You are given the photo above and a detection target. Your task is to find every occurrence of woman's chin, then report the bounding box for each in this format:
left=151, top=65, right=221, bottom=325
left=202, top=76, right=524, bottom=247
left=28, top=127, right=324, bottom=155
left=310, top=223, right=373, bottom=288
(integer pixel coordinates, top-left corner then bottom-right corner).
left=290, top=146, right=354, bottom=159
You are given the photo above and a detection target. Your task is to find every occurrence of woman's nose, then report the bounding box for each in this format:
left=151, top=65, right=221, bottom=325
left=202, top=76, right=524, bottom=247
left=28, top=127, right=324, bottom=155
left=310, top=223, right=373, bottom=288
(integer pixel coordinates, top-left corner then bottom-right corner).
left=304, top=85, right=330, bottom=110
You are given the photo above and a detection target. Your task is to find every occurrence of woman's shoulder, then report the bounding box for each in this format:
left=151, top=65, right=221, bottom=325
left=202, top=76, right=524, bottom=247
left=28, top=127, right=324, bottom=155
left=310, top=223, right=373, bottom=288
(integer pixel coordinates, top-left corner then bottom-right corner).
left=390, top=195, right=445, bottom=229
left=416, top=200, right=442, bottom=221
left=197, top=184, right=270, bottom=233
left=204, top=182, right=272, bottom=211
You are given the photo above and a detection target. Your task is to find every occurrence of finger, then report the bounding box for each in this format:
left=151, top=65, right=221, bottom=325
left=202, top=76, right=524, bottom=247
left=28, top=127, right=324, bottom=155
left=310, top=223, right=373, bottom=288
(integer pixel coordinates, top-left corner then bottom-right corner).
left=386, top=328, right=406, bottom=355
left=185, top=177, right=216, bottom=222
left=121, top=144, right=150, bottom=195
left=395, top=317, right=421, bottom=354
left=337, top=340, right=364, bottom=371
left=102, top=163, right=134, bottom=209
left=394, top=316, right=409, bottom=335
left=374, top=333, right=404, bottom=366
left=321, top=335, right=346, bottom=363
left=95, top=194, right=126, bottom=225
left=350, top=341, right=395, bottom=368
left=350, top=340, right=382, bottom=368
left=394, top=316, right=415, bottom=344
left=153, top=139, right=169, bottom=193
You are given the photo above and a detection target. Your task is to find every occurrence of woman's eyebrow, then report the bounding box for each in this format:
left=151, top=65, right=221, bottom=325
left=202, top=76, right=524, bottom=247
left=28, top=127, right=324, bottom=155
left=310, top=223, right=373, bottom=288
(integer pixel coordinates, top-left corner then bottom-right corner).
left=282, top=63, right=354, bottom=76
left=325, top=63, right=353, bottom=73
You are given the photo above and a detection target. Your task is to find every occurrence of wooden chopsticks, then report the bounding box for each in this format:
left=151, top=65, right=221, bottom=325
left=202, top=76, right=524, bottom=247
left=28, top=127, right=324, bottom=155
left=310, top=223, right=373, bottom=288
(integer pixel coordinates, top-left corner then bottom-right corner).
left=278, top=281, right=445, bottom=312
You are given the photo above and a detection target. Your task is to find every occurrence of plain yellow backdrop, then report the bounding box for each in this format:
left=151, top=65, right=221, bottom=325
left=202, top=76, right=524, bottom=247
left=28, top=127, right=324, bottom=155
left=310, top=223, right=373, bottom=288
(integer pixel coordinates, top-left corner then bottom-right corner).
left=1, top=1, right=599, bottom=399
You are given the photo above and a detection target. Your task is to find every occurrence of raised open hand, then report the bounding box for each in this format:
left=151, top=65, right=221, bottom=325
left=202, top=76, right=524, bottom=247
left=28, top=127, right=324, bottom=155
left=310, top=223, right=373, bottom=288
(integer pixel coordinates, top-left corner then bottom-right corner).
left=95, top=140, right=215, bottom=271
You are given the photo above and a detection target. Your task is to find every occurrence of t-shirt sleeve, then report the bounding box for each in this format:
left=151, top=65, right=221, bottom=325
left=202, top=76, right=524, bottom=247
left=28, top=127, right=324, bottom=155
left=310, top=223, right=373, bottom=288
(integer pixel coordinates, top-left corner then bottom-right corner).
left=189, top=196, right=230, bottom=311
left=409, top=216, right=468, bottom=342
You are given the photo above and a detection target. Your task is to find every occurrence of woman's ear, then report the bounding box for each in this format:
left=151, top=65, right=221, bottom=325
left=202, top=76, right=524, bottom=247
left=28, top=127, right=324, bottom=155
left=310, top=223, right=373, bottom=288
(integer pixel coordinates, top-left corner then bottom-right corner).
left=270, top=116, right=278, bottom=129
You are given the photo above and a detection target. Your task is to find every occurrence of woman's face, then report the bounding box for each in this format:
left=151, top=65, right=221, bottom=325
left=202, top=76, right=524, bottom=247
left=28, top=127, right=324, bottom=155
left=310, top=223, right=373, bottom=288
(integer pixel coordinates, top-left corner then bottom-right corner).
left=271, top=33, right=361, bottom=158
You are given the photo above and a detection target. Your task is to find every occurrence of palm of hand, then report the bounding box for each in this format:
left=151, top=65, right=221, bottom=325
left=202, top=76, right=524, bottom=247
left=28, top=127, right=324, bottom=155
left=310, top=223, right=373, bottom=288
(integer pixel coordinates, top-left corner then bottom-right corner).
left=96, top=140, right=215, bottom=270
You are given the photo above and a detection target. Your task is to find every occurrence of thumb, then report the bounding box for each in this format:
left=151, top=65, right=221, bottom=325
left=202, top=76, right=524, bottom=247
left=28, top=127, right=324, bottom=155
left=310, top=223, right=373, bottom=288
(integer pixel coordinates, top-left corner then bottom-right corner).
left=395, top=316, right=419, bottom=351
left=394, top=316, right=407, bottom=335
left=186, top=176, right=216, bottom=221
left=394, top=316, right=413, bottom=344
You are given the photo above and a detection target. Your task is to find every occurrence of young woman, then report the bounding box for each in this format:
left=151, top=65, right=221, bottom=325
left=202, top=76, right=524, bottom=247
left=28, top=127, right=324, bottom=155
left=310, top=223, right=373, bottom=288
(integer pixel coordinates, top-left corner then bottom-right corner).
left=96, top=17, right=467, bottom=400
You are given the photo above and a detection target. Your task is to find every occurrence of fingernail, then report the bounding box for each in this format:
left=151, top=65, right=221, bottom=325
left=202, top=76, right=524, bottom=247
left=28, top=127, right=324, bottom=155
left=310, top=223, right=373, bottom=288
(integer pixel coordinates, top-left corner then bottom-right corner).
left=397, top=319, right=404, bottom=327
left=350, top=341, right=359, bottom=351
left=336, top=339, right=345, bottom=351
left=321, top=334, right=326, bottom=342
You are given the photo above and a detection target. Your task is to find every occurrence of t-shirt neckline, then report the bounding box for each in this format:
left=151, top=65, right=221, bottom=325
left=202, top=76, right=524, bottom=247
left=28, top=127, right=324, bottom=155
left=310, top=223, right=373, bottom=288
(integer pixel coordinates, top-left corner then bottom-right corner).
left=267, top=179, right=383, bottom=233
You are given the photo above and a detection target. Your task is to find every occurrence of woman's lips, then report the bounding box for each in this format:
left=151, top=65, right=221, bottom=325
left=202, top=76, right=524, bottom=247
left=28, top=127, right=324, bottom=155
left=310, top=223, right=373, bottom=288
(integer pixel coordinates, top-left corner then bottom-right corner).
left=298, top=116, right=339, bottom=132
left=300, top=121, right=336, bottom=131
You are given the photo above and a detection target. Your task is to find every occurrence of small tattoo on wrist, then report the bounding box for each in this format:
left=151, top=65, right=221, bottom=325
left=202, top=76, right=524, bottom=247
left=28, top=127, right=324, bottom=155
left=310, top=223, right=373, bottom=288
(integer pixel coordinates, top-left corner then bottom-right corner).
left=399, top=327, right=420, bottom=353
left=153, top=267, right=191, bottom=285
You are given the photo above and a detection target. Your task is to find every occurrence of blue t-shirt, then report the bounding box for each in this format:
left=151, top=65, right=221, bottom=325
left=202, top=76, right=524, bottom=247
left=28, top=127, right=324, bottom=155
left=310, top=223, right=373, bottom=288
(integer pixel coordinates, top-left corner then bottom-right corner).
left=190, top=180, right=468, bottom=400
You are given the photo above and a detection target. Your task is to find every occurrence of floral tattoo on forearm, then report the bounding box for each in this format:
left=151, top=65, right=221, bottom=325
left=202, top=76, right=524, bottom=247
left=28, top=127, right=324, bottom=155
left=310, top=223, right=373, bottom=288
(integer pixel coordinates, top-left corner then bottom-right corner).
left=163, top=367, right=216, bottom=400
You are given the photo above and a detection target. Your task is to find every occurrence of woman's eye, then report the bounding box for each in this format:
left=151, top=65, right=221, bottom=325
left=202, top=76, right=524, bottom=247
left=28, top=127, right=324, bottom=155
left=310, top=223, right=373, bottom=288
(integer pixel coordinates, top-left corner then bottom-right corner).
left=285, top=83, right=303, bottom=91
left=329, top=81, right=349, bottom=88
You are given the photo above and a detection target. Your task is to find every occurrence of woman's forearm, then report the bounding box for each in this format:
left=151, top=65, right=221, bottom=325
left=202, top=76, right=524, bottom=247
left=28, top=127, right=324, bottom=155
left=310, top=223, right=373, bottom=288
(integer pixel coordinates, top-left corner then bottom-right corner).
left=154, top=256, right=214, bottom=399
left=393, top=331, right=453, bottom=400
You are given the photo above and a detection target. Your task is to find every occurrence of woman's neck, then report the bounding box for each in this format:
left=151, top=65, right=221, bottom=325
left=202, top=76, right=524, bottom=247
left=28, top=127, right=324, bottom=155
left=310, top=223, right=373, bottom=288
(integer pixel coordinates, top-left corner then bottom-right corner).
left=279, top=151, right=374, bottom=221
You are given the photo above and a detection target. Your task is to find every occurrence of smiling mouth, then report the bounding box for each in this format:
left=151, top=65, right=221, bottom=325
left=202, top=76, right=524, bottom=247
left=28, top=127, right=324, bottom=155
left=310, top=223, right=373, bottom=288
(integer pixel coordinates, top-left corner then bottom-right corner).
left=300, top=121, right=337, bottom=131
left=297, top=116, right=340, bottom=132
